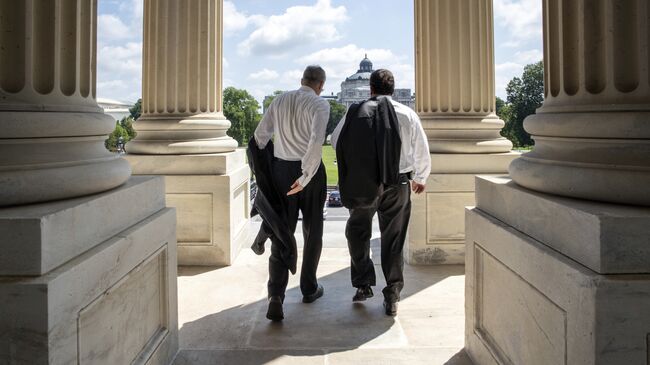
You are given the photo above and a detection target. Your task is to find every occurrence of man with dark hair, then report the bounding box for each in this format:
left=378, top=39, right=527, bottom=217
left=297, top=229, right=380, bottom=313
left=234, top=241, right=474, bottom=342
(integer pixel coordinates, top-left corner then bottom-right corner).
left=332, top=68, right=430, bottom=316
left=254, top=65, right=330, bottom=321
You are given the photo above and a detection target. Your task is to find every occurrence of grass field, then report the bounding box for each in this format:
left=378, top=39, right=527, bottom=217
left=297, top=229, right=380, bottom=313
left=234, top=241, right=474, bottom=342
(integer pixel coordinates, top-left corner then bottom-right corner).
left=321, top=145, right=338, bottom=186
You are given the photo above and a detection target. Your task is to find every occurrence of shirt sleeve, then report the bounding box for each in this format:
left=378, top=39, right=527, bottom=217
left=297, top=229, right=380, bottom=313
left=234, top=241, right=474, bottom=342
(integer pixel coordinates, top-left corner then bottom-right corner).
left=330, top=111, right=347, bottom=150
left=410, top=111, right=431, bottom=184
left=254, top=100, right=275, bottom=149
left=297, top=99, right=330, bottom=187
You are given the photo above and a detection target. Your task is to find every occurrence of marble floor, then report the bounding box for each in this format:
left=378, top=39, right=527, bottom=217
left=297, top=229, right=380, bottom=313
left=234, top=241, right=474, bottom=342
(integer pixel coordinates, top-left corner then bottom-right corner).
left=174, top=214, right=472, bottom=365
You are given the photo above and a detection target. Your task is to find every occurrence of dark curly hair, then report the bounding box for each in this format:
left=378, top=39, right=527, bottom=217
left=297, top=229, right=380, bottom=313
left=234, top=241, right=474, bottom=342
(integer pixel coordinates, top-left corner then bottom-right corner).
left=370, top=69, right=395, bottom=96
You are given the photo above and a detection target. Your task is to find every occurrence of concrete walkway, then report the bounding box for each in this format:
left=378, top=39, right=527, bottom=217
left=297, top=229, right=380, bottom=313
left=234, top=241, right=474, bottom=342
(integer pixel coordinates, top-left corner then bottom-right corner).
left=175, top=212, right=472, bottom=365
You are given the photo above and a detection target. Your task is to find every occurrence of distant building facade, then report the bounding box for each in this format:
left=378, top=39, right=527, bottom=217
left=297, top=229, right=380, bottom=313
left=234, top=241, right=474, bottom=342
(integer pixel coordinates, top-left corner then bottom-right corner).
left=337, top=55, right=415, bottom=110
left=98, top=98, right=133, bottom=121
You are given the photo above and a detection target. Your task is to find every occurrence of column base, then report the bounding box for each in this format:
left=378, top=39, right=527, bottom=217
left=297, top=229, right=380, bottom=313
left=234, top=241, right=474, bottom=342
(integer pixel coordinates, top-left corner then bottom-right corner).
left=0, top=177, right=178, bottom=364
left=465, top=177, right=650, bottom=365
left=405, top=153, right=519, bottom=265
left=126, top=150, right=251, bottom=266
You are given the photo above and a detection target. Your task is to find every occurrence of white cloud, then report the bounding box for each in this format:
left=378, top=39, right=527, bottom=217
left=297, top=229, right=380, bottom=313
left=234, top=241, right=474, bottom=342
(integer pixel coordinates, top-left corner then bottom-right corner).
left=98, top=14, right=132, bottom=41
left=224, top=0, right=264, bottom=36
left=495, top=62, right=525, bottom=99
left=494, top=0, right=542, bottom=45
left=96, top=42, right=142, bottom=102
left=237, top=0, right=348, bottom=57
left=514, top=49, right=543, bottom=64
left=248, top=68, right=280, bottom=81
left=297, top=44, right=414, bottom=94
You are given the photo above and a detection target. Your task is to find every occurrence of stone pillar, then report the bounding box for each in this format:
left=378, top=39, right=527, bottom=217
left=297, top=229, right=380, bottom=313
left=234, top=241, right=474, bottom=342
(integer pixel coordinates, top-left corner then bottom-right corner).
left=0, top=2, right=178, bottom=364
left=466, top=1, right=650, bottom=364
left=0, top=0, right=131, bottom=206
left=126, top=0, right=250, bottom=266
left=509, top=0, right=650, bottom=206
left=408, top=0, right=518, bottom=264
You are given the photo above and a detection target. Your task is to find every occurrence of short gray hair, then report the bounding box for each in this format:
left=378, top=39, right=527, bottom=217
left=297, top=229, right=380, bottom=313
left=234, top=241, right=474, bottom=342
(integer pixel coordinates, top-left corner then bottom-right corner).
left=302, top=65, right=326, bottom=84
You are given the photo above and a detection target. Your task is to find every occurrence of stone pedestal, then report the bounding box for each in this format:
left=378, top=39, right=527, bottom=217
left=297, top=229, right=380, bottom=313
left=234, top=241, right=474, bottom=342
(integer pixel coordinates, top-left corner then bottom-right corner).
left=465, top=176, right=650, bottom=365
left=0, top=176, right=178, bottom=365
left=127, top=150, right=250, bottom=266
left=406, top=153, right=518, bottom=265
left=411, top=0, right=517, bottom=264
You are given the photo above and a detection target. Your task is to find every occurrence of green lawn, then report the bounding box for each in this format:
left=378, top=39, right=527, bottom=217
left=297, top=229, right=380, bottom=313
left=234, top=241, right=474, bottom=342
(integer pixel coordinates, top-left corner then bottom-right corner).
left=321, top=145, right=338, bottom=187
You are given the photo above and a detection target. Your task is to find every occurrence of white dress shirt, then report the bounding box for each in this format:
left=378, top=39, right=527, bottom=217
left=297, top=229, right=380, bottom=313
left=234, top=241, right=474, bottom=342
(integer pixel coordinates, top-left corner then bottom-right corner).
left=331, top=97, right=431, bottom=184
left=254, top=86, right=330, bottom=187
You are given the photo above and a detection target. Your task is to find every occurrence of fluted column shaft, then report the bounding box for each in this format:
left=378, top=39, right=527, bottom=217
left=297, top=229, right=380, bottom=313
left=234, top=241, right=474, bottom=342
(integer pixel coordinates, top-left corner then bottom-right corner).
left=0, top=0, right=131, bottom=207
left=510, top=0, right=650, bottom=206
left=128, top=0, right=237, bottom=155
left=415, top=0, right=512, bottom=154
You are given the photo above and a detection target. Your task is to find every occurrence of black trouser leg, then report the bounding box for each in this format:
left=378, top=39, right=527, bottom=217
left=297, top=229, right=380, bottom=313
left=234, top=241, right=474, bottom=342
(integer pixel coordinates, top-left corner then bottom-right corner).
left=267, top=160, right=300, bottom=299
left=378, top=180, right=411, bottom=303
left=346, top=206, right=377, bottom=288
left=298, top=164, right=326, bottom=296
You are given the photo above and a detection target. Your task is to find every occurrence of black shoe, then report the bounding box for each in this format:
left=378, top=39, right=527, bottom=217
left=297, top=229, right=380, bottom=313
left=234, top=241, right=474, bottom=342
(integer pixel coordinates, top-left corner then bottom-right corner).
left=302, top=284, right=324, bottom=303
left=266, top=296, right=284, bottom=321
left=383, top=300, right=398, bottom=316
left=352, top=286, right=374, bottom=302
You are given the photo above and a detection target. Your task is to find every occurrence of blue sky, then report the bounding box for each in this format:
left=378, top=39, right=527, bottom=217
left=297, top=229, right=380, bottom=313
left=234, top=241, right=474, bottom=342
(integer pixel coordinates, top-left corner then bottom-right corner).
left=97, top=0, right=542, bottom=104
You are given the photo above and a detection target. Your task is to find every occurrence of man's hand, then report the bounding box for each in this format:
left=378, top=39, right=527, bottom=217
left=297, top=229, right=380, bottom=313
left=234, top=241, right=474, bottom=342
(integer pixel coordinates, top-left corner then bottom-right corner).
left=287, top=180, right=304, bottom=196
left=411, top=181, right=426, bottom=194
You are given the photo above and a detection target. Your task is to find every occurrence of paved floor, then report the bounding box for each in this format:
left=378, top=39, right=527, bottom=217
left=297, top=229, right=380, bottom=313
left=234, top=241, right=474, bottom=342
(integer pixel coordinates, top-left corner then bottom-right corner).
left=175, top=210, right=472, bottom=365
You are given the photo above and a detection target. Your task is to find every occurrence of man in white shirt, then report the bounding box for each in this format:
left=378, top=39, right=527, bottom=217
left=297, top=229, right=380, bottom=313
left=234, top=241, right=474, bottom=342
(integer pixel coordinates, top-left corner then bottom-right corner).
left=254, top=65, right=330, bottom=321
left=331, top=69, right=431, bottom=316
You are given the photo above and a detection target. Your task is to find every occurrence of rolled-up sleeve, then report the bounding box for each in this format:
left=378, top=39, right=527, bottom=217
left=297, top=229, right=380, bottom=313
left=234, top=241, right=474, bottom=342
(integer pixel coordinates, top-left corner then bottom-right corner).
left=411, top=112, right=431, bottom=184
left=298, top=99, right=330, bottom=187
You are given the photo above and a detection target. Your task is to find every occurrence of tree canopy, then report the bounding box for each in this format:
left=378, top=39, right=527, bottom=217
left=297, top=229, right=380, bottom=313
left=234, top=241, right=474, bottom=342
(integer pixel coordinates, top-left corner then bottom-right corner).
left=105, top=116, right=137, bottom=152
left=499, top=61, right=544, bottom=147
left=129, top=98, right=142, bottom=120
left=326, top=100, right=346, bottom=137
left=224, top=86, right=262, bottom=146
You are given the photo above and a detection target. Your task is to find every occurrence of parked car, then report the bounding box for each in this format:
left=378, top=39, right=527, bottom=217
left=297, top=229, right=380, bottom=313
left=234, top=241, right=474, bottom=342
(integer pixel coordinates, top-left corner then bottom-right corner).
left=327, top=190, right=343, bottom=207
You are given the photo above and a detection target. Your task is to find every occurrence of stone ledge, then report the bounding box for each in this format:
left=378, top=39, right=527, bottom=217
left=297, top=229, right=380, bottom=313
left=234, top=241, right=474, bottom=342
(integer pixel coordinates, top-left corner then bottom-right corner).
left=475, top=175, right=650, bottom=274
left=0, top=176, right=166, bottom=276
left=126, top=149, right=246, bottom=176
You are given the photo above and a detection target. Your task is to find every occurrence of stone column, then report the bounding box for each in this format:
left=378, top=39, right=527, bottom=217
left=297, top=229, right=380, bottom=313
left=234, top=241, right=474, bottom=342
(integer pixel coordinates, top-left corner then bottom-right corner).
left=0, top=0, right=131, bottom=206
left=407, top=0, right=518, bottom=264
left=126, top=0, right=250, bottom=266
left=0, top=2, right=178, bottom=363
left=466, top=2, right=650, bottom=364
left=128, top=0, right=237, bottom=154
left=509, top=0, right=650, bottom=206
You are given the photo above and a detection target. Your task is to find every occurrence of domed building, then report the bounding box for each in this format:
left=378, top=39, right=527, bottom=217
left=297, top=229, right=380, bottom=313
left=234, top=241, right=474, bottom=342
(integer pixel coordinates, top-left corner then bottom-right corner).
left=337, top=55, right=415, bottom=110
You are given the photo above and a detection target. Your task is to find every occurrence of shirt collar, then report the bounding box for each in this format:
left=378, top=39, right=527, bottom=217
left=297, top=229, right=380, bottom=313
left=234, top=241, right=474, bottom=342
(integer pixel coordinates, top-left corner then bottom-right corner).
left=299, top=85, right=316, bottom=94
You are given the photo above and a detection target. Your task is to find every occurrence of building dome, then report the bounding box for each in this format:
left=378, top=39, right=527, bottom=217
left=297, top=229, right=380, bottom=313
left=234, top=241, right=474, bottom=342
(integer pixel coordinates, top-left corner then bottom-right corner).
left=359, top=54, right=373, bottom=72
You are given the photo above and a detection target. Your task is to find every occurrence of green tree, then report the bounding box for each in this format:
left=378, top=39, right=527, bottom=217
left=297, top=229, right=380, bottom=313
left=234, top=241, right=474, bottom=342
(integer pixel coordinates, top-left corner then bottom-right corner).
left=263, top=90, right=284, bottom=111
left=105, top=116, right=138, bottom=152
left=105, top=121, right=130, bottom=152
left=500, top=61, right=544, bottom=147
left=129, top=98, right=142, bottom=120
left=326, top=100, right=346, bottom=137
left=223, top=87, right=261, bottom=146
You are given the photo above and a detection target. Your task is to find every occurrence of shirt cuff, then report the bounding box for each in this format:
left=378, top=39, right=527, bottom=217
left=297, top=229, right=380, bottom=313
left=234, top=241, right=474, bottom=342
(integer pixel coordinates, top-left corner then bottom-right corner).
left=413, top=176, right=427, bottom=185
left=297, top=174, right=311, bottom=188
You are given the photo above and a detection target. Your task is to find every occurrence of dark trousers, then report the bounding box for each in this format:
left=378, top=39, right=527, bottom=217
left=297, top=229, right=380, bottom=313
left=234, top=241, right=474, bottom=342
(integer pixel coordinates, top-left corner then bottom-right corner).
left=268, top=160, right=326, bottom=299
left=345, top=174, right=411, bottom=303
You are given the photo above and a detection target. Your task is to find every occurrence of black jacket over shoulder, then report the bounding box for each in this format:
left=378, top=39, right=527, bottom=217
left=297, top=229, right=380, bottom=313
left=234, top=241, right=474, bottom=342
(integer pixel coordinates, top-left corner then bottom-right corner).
left=247, top=138, right=297, bottom=274
left=336, top=96, right=402, bottom=209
